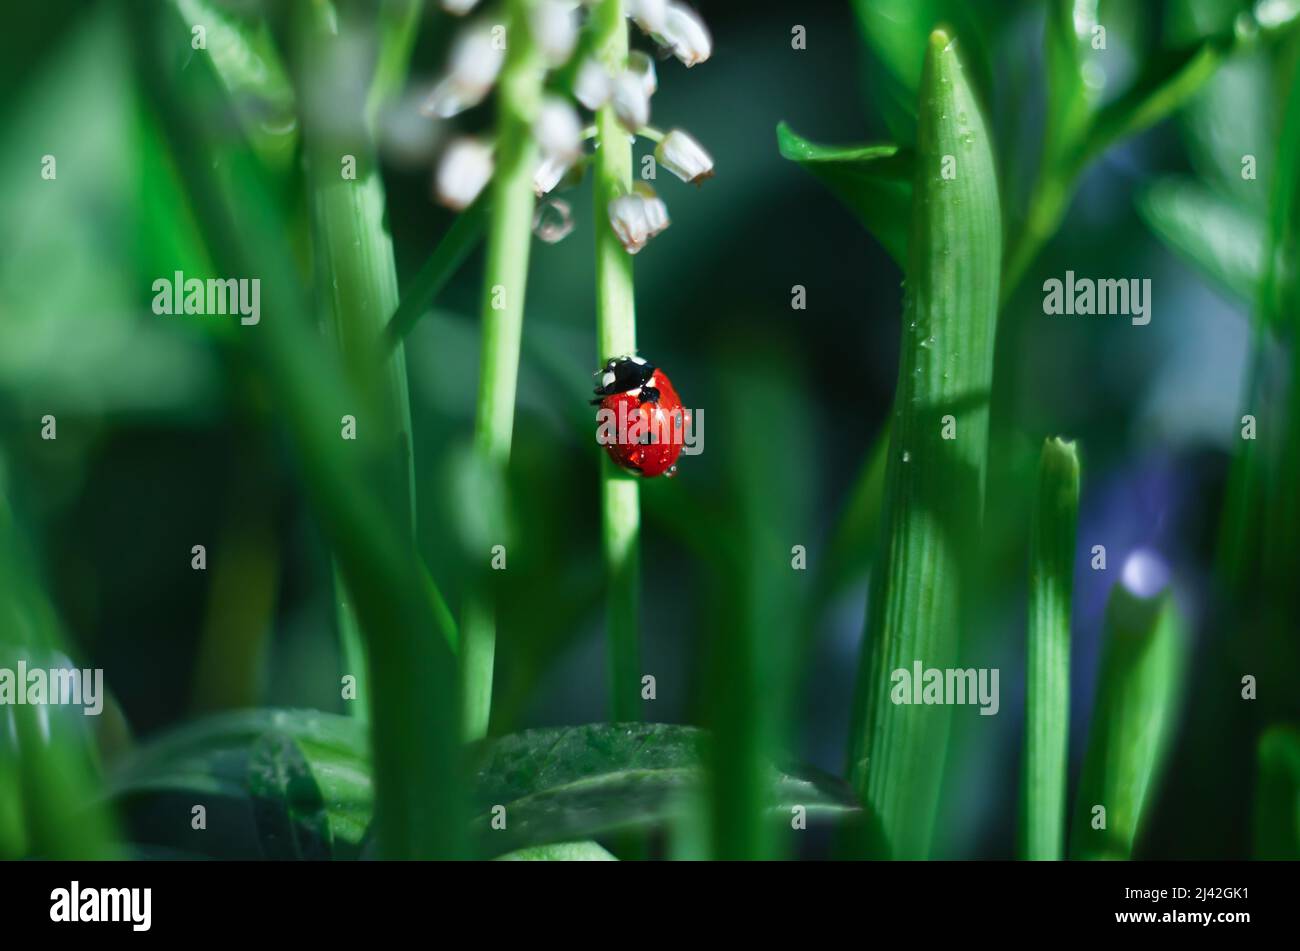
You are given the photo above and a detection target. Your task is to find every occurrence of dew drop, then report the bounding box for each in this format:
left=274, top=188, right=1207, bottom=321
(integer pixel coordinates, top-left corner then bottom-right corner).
left=533, top=198, right=574, bottom=244
left=901, top=450, right=911, bottom=463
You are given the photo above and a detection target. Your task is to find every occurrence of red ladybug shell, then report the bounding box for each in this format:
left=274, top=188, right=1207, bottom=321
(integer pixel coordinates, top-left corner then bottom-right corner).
left=598, top=370, right=688, bottom=478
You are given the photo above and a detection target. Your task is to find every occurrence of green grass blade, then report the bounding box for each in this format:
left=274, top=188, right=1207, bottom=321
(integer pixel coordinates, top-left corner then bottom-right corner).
left=845, top=28, right=1002, bottom=860
left=1019, top=437, right=1079, bottom=861
left=383, top=198, right=488, bottom=352
left=1254, top=726, right=1300, bottom=860
left=1070, top=568, right=1185, bottom=860
left=776, top=122, right=913, bottom=266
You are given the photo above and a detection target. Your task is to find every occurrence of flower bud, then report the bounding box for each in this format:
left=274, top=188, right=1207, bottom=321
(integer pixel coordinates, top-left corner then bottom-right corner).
left=628, top=49, right=657, bottom=98
left=533, top=1, right=579, bottom=67
left=607, top=184, right=670, bottom=254
left=661, top=2, right=711, bottom=67
left=655, top=128, right=713, bottom=183
left=436, top=137, right=494, bottom=210
left=533, top=154, right=571, bottom=196
left=534, top=96, right=582, bottom=161
left=573, top=58, right=612, bottom=110
left=627, top=0, right=667, bottom=35
left=611, top=68, right=650, bottom=132
left=422, top=28, right=505, bottom=118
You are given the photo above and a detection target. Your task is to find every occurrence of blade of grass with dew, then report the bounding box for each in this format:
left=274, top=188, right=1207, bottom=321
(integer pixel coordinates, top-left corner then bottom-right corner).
left=845, top=29, right=1002, bottom=860
left=460, top=0, right=545, bottom=741
left=591, top=0, right=643, bottom=724
left=131, top=2, right=465, bottom=857
left=776, top=122, right=913, bottom=267
left=1253, top=725, right=1300, bottom=860
left=1070, top=571, right=1185, bottom=860
left=849, top=0, right=992, bottom=146
left=1019, top=437, right=1079, bottom=861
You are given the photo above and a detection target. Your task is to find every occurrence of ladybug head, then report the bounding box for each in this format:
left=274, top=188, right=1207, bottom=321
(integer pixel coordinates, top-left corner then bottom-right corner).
left=592, top=354, right=656, bottom=398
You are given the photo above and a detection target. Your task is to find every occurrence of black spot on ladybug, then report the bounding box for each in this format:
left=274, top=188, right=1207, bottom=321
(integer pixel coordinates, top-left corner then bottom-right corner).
left=591, top=355, right=657, bottom=403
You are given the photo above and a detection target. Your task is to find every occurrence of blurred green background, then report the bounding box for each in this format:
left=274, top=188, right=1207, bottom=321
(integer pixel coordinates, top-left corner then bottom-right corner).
left=0, top=0, right=1296, bottom=859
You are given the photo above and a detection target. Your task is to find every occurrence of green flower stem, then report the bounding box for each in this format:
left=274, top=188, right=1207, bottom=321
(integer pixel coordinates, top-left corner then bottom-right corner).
left=1019, top=437, right=1079, bottom=861
left=1070, top=580, right=1183, bottom=860
left=591, top=0, right=642, bottom=723
left=845, top=30, right=1001, bottom=860
left=461, top=0, right=544, bottom=740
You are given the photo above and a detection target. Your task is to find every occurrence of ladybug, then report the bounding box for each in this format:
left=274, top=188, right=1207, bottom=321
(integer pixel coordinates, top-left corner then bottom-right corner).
left=592, top=355, right=688, bottom=478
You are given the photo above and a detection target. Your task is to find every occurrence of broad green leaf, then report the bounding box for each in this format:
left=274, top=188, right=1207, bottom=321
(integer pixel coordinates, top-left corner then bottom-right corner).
left=1019, top=438, right=1080, bottom=861
left=494, top=841, right=618, bottom=861
left=776, top=122, right=912, bottom=266
left=1071, top=578, right=1185, bottom=860
left=1254, top=726, right=1300, bottom=860
left=1137, top=177, right=1266, bottom=305
left=846, top=29, right=1002, bottom=861
left=109, top=710, right=371, bottom=860
left=470, top=723, right=861, bottom=855
left=111, top=715, right=862, bottom=859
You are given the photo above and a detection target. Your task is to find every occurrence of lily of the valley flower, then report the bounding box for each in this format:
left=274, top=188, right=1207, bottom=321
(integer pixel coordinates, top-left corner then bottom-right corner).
left=628, top=50, right=657, bottom=98
left=607, top=183, right=669, bottom=254
left=573, top=58, right=612, bottom=110
left=422, top=27, right=505, bottom=118
left=532, top=0, right=579, bottom=67
left=440, top=0, right=482, bottom=15
left=655, top=128, right=713, bottom=183
left=534, top=96, right=582, bottom=161
left=626, top=0, right=667, bottom=35
left=611, top=68, right=650, bottom=132
left=436, top=137, right=494, bottom=210
left=534, top=153, right=570, bottom=196
left=660, top=2, right=711, bottom=67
